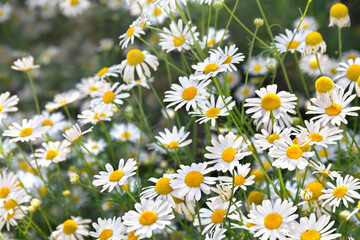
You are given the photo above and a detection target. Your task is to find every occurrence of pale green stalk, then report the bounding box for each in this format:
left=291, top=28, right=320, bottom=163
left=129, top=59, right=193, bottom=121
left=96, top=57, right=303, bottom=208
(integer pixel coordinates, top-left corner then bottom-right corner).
left=25, top=71, right=40, bottom=114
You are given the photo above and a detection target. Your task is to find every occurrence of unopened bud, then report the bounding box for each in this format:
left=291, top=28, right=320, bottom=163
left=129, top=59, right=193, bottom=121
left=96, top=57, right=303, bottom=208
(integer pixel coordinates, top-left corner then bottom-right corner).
left=254, top=18, right=264, bottom=27
left=70, top=173, right=79, bottom=184
left=62, top=190, right=71, bottom=196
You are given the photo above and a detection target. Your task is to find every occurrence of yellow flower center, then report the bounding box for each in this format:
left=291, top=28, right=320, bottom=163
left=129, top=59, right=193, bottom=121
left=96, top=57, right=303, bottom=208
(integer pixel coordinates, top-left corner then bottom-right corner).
left=242, top=88, right=250, bottom=96
left=182, top=87, right=197, bottom=101
left=248, top=190, right=263, bottom=205
left=173, top=36, right=185, bottom=47
left=308, top=133, right=323, bottom=142
left=102, top=91, right=115, bottom=104
left=305, top=32, right=323, bottom=46
left=234, top=175, right=246, bottom=186
left=301, top=229, right=321, bottom=240
left=109, top=170, right=125, bottom=182
left=59, top=99, right=68, bottom=105
left=63, top=219, right=78, bottom=235
left=250, top=169, right=264, bottom=182
left=319, top=149, right=329, bottom=158
left=168, top=141, right=179, bottom=149
left=261, top=93, right=281, bottom=111
left=4, top=199, right=17, bottom=210
left=315, top=76, right=334, bottom=93
left=333, top=186, right=347, bottom=198
left=267, top=134, right=280, bottom=144
left=286, top=41, right=300, bottom=49
left=128, top=231, right=140, bottom=240
left=330, top=3, right=348, bottom=19
left=0, top=187, right=10, bottom=198
left=346, top=64, right=360, bottom=81
left=264, top=213, right=282, bottom=230
left=93, top=112, right=106, bottom=121
left=172, top=196, right=185, bottom=204
left=97, top=67, right=109, bottom=77
left=223, top=55, right=232, bottom=64
left=139, top=211, right=158, bottom=225
left=305, top=181, right=324, bottom=200
left=348, top=54, right=357, bottom=61
left=263, top=162, right=271, bottom=170
left=226, top=75, right=234, bottom=83
left=184, top=171, right=204, bottom=188
left=70, top=0, right=79, bottom=6
left=0, top=105, right=3, bottom=112
left=302, top=23, right=309, bottom=30
left=204, top=63, right=218, bottom=74
left=253, top=64, right=262, bottom=72
left=207, top=39, right=215, bottom=46
left=286, top=144, right=303, bottom=159
left=127, top=26, right=135, bottom=37
left=38, top=187, right=48, bottom=195
left=121, top=131, right=131, bottom=139
left=6, top=212, right=15, bottom=220
left=99, top=229, right=113, bottom=240
left=45, top=149, right=59, bottom=160
left=42, top=119, right=53, bottom=127
left=309, top=61, right=318, bottom=69
left=20, top=128, right=33, bottom=137
left=206, top=107, right=220, bottom=117
left=326, top=103, right=342, bottom=116
left=211, top=209, right=227, bottom=224
left=152, top=7, right=162, bottom=16
left=89, top=85, right=98, bottom=91
left=330, top=68, right=337, bottom=75
left=221, top=147, right=237, bottom=162
left=127, top=49, right=145, bottom=66
left=0, top=11, right=3, bottom=17
left=155, top=177, right=173, bottom=195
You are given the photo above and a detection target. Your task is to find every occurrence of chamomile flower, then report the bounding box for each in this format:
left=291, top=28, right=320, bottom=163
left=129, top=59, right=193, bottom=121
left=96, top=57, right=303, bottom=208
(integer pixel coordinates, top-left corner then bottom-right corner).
left=140, top=174, right=176, bottom=206
left=303, top=31, right=327, bottom=55
left=0, top=92, right=19, bottom=120
left=78, top=104, right=113, bottom=125
left=95, top=64, right=120, bottom=81
left=0, top=207, right=27, bottom=231
left=208, top=183, right=235, bottom=205
left=204, top=132, right=252, bottom=172
left=254, top=125, right=292, bottom=150
left=220, top=72, right=241, bottom=89
left=119, top=48, right=159, bottom=82
left=310, top=161, right=340, bottom=180
left=344, top=50, right=360, bottom=61
left=334, top=58, right=360, bottom=95
left=170, top=162, right=216, bottom=202
left=39, top=111, right=66, bottom=137
left=3, top=117, right=49, bottom=143
left=33, top=140, right=71, bottom=168
left=123, top=199, right=174, bottom=238
left=219, top=163, right=255, bottom=191
left=234, top=84, right=256, bottom=102
left=60, top=0, right=91, bottom=17
left=172, top=196, right=196, bottom=221
left=329, top=3, right=350, bottom=28
left=189, top=95, right=236, bottom=127
left=11, top=56, right=40, bottom=72
left=319, top=175, right=360, bottom=212
left=324, top=58, right=340, bottom=78
left=83, top=138, right=107, bottom=155
left=124, top=76, right=153, bottom=90
left=0, top=171, right=21, bottom=201
left=146, top=3, right=168, bottom=24
left=164, top=75, right=211, bottom=111
left=0, top=3, right=11, bottom=23
left=314, top=76, right=335, bottom=94
left=76, top=77, right=107, bottom=97
left=155, top=126, right=192, bottom=150
left=244, top=84, right=297, bottom=130
left=210, top=44, right=245, bottom=72
left=109, top=123, right=141, bottom=143
left=192, top=54, right=229, bottom=80
left=155, top=0, right=187, bottom=12
left=293, top=16, right=319, bottom=32
left=300, top=54, right=329, bottom=77
left=93, top=158, right=137, bottom=192
left=201, top=27, right=229, bottom=49
left=62, top=123, right=93, bottom=144
left=288, top=213, right=341, bottom=240
left=306, top=85, right=360, bottom=126
left=96, top=38, right=114, bottom=52
left=52, top=216, right=91, bottom=240
left=90, top=217, right=127, bottom=240
left=0, top=190, right=31, bottom=216
left=274, top=29, right=307, bottom=53
left=45, top=90, right=81, bottom=111
left=90, top=82, right=130, bottom=106
left=160, top=19, right=199, bottom=52
left=119, top=24, right=145, bottom=49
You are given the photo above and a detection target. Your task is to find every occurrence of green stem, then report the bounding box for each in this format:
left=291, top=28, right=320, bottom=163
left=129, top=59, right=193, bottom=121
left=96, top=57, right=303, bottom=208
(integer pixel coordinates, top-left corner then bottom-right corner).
left=294, top=52, right=310, bottom=99
left=315, top=53, right=323, bottom=75
left=100, top=121, right=116, bottom=164
left=338, top=27, right=342, bottom=62
left=26, top=72, right=40, bottom=114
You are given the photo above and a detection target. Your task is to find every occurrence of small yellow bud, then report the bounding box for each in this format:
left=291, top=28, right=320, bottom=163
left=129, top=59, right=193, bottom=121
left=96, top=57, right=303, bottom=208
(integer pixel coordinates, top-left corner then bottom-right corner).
left=62, top=190, right=71, bottom=196
left=254, top=18, right=264, bottom=27
left=70, top=173, right=79, bottom=184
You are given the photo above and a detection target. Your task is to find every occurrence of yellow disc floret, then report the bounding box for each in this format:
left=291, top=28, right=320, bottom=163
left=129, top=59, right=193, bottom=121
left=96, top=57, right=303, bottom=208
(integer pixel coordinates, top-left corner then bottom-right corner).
left=155, top=178, right=173, bottom=195
left=301, top=229, right=321, bottom=240
left=45, top=149, right=59, bottom=160
left=326, top=103, right=342, bottom=116
left=346, top=64, right=360, bottom=81
left=221, top=148, right=237, bottom=162
left=330, top=3, right=348, bottom=19
left=63, top=219, right=78, bottom=235
left=184, top=171, right=204, bottom=187
left=211, top=209, right=227, bottom=224
left=267, top=134, right=280, bottom=144
left=20, top=128, right=33, bottom=137
left=305, top=181, right=324, bottom=200
left=127, top=49, right=145, bottom=66
left=261, top=93, right=281, bottom=111
left=305, top=32, right=323, bottom=46
left=139, top=211, right=158, bottom=225
left=109, top=170, right=125, bottom=182
left=99, top=229, right=113, bottom=240
left=333, top=186, right=347, bottom=198
left=286, top=144, right=303, bottom=159
left=206, top=107, right=220, bottom=117
left=173, top=36, right=185, bottom=47
left=264, top=213, right=282, bottom=229
left=182, top=87, right=197, bottom=101
left=204, top=64, right=218, bottom=74
left=248, top=190, right=263, bottom=205
left=315, top=76, right=334, bottom=93
left=102, top=91, right=116, bottom=104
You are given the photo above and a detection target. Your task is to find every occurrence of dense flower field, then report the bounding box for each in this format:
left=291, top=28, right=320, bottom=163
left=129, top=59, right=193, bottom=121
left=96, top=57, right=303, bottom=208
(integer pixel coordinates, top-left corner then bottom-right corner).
left=0, top=0, right=360, bottom=239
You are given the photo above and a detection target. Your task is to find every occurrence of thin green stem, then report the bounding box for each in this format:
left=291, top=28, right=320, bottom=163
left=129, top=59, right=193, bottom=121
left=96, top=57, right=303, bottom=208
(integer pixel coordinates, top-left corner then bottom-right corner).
left=26, top=72, right=41, bottom=114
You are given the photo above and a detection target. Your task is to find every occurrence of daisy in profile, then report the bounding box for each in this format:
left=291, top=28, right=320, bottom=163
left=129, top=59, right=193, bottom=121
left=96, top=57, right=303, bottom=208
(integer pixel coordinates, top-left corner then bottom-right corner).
left=303, top=31, right=327, bottom=55
left=90, top=82, right=129, bottom=106
left=123, top=199, right=174, bottom=238
left=51, top=216, right=91, bottom=240
left=201, top=27, right=229, bottom=49
left=205, top=228, right=226, bottom=240
left=11, top=56, right=40, bottom=72
left=334, top=58, right=360, bottom=95
left=255, top=125, right=292, bottom=150
left=293, top=16, right=319, bottom=32
left=244, top=84, right=297, bottom=130
left=93, top=158, right=137, bottom=192
left=219, top=163, right=255, bottom=191
left=60, top=0, right=90, bottom=17
left=90, top=217, right=127, bottom=240
left=247, top=199, right=298, bottom=240
left=234, top=84, right=256, bottom=102
left=189, top=95, right=236, bottom=127
left=0, top=92, right=19, bottom=120
left=119, top=23, right=145, bottom=49
left=274, top=29, right=307, bottom=54
left=159, top=19, right=199, bottom=52
left=140, top=173, right=176, bottom=205
left=45, top=90, right=81, bottom=111
left=78, top=104, right=113, bottom=125
left=62, top=123, right=93, bottom=144
left=319, top=174, right=360, bottom=212
left=83, top=138, right=107, bottom=155
left=76, top=77, right=107, bottom=97
left=288, top=213, right=341, bottom=239
left=94, top=64, right=120, bottom=81
left=33, top=140, right=71, bottom=168
left=109, top=123, right=141, bottom=143
left=0, top=3, right=12, bottom=23
left=3, top=117, right=49, bottom=143
left=119, top=48, right=159, bottom=82
left=210, top=44, right=245, bottom=72
left=306, top=85, right=360, bottom=126
left=299, top=54, right=329, bottom=77
left=192, top=54, right=229, bottom=80
left=329, top=3, right=350, bottom=28
left=204, top=132, right=252, bottom=172
left=155, top=126, right=192, bottom=151
left=244, top=56, right=268, bottom=76
left=170, top=162, right=216, bottom=202
left=164, top=75, right=211, bottom=111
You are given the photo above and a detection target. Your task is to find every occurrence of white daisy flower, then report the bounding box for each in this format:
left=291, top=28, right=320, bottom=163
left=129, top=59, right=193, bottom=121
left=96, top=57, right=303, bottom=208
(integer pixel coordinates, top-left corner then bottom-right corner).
left=293, top=16, right=319, bottom=32
left=201, top=27, right=229, bottom=49
left=76, top=77, right=108, bottom=97
left=39, top=111, right=66, bottom=137
left=0, top=171, right=21, bottom=202
left=93, top=158, right=137, bottom=192
left=33, top=140, right=71, bottom=168
left=192, top=54, right=229, bottom=81
left=329, top=3, right=350, bottom=28
left=123, top=199, right=174, bottom=238
left=204, top=132, right=252, bottom=172
left=119, top=48, right=159, bottom=82
left=303, top=31, right=327, bottom=55
left=160, top=19, right=199, bottom=52
left=319, top=174, right=360, bottom=212
left=254, top=125, right=292, bottom=150
left=155, top=0, right=187, bottom=12
left=299, top=54, right=329, bottom=77
left=164, top=75, right=211, bottom=111
left=170, top=162, right=216, bottom=202
left=306, top=85, right=360, bottom=126
left=210, top=44, right=245, bottom=72
left=155, top=126, right=192, bottom=151
left=96, top=38, right=114, bottom=52
left=60, top=0, right=91, bottom=17
left=219, top=163, right=255, bottom=191
left=124, top=76, right=154, bottom=90
left=90, top=82, right=130, bottom=106
left=0, top=3, right=12, bottom=23
left=62, top=123, right=93, bottom=144
left=83, top=138, right=107, bottom=155
left=119, top=24, right=145, bottom=50
left=0, top=190, right=31, bottom=217
left=247, top=199, right=298, bottom=240
left=109, top=123, right=141, bottom=143
left=146, top=3, right=168, bottom=24
left=274, top=29, right=307, bottom=53
left=208, top=182, right=235, bottom=206
left=3, top=117, right=49, bottom=143
left=220, top=72, right=241, bottom=89
left=0, top=92, right=19, bottom=120
left=205, top=227, right=227, bottom=240
left=90, top=217, right=127, bottom=240
left=51, top=216, right=91, bottom=240
left=189, top=95, right=236, bottom=127
left=140, top=173, right=176, bottom=206
left=171, top=196, right=196, bottom=221
left=11, top=56, right=40, bottom=72
left=310, top=161, right=340, bottom=180
left=95, top=64, right=121, bottom=81
left=234, top=84, right=256, bottom=102
left=346, top=200, right=360, bottom=220
left=243, top=56, right=268, bottom=76
left=77, top=104, right=113, bottom=125
left=45, top=90, right=81, bottom=111
left=334, top=58, right=360, bottom=95
left=0, top=207, right=27, bottom=231
left=343, top=50, right=360, bottom=61
left=324, top=58, right=340, bottom=78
